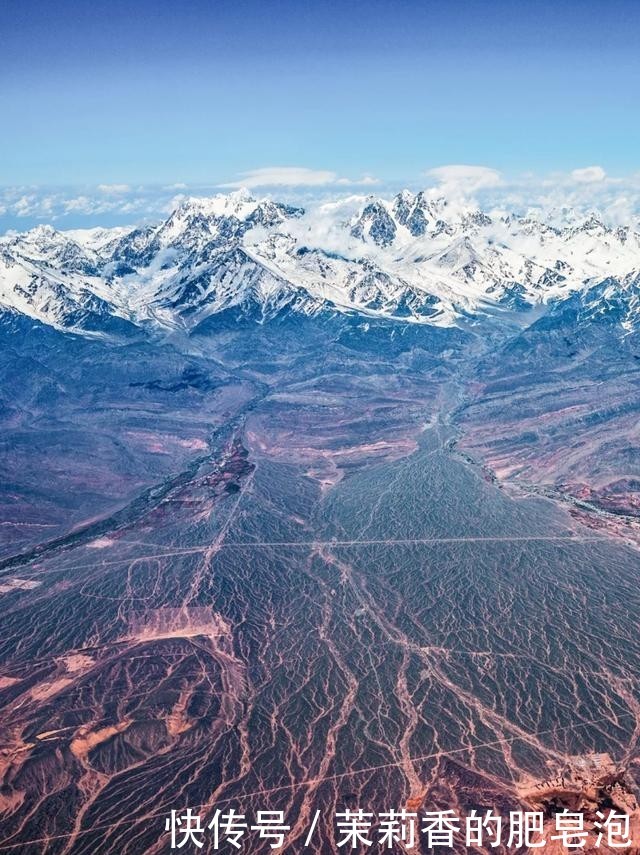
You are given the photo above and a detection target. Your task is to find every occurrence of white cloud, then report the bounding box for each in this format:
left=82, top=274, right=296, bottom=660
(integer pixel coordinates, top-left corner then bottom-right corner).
left=0, top=187, right=153, bottom=221
left=97, top=183, right=131, bottom=194
left=222, top=167, right=338, bottom=189
left=570, top=166, right=607, bottom=184
left=425, top=165, right=503, bottom=197
left=14, top=195, right=37, bottom=217
left=335, top=174, right=380, bottom=186
left=63, top=196, right=103, bottom=214
left=221, top=167, right=380, bottom=189
left=160, top=194, right=188, bottom=214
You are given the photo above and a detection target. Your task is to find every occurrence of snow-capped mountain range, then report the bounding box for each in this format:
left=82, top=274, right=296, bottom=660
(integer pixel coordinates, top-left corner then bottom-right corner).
left=2, top=188, right=640, bottom=336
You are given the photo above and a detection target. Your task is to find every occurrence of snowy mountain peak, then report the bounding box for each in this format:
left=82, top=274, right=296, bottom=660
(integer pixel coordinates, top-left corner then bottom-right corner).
left=172, top=189, right=257, bottom=219
left=351, top=199, right=397, bottom=246
left=2, top=190, right=640, bottom=336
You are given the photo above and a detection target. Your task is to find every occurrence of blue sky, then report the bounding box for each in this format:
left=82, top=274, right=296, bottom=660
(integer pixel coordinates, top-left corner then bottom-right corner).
left=1, top=0, right=639, bottom=228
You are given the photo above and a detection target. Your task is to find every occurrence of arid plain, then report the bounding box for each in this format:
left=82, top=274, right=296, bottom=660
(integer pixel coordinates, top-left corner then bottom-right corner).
left=1, top=309, right=640, bottom=854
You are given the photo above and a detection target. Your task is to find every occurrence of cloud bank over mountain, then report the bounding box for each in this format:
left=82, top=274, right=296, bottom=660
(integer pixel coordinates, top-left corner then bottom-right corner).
left=2, top=165, right=640, bottom=232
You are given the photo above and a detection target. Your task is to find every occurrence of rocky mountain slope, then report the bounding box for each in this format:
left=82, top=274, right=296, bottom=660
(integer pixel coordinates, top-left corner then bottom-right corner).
left=2, top=189, right=640, bottom=336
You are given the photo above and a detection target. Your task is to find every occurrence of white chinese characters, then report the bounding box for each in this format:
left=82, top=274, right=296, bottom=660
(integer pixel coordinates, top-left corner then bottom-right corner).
left=165, top=807, right=634, bottom=850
